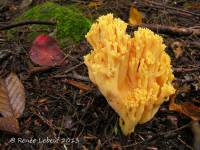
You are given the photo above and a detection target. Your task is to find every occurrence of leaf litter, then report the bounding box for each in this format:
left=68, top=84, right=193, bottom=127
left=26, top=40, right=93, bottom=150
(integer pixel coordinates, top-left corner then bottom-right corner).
left=0, top=73, right=26, bottom=134
left=0, top=0, right=200, bottom=149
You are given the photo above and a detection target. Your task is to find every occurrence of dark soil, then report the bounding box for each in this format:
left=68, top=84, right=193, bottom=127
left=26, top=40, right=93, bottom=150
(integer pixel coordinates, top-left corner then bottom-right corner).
left=0, top=0, right=200, bottom=150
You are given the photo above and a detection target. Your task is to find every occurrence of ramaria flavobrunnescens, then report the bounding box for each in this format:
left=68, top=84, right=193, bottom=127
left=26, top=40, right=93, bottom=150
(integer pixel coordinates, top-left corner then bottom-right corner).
left=84, top=14, right=175, bottom=135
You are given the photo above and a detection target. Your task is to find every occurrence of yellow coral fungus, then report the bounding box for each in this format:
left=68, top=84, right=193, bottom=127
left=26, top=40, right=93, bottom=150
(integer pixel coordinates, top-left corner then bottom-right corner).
left=84, top=14, right=175, bottom=135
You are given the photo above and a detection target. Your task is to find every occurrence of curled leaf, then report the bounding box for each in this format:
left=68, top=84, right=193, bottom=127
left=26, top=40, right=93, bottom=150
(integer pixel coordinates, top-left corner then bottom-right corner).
left=171, top=41, right=183, bottom=59
left=88, top=1, right=102, bottom=9
left=128, top=6, right=142, bottom=25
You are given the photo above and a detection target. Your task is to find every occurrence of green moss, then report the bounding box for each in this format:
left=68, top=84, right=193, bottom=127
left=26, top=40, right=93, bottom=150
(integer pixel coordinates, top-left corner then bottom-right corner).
left=7, top=2, right=92, bottom=45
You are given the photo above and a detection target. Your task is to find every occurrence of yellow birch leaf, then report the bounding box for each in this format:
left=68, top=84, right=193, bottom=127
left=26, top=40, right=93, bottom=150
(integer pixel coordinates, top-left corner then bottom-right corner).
left=171, top=41, right=183, bottom=59
left=88, top=1, right=102, bottom=9
left=128, top=6, right=142, bottom=25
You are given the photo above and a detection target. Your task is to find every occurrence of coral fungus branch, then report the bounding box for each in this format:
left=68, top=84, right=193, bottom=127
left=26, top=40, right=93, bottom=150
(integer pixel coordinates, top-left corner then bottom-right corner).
left=84, top=14, right=175, bottom=135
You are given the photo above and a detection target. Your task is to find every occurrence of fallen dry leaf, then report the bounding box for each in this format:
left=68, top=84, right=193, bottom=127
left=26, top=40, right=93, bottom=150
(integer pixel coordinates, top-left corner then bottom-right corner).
left=169, top=82, right=200, bottom=121
left=0, top=117, right=20, bottom=134
left=112, top=143, right=122, bottom=149
left=0, top=73, right=25, bottom=117
left=88, top=0, right=102, bottom=9
left=29, top=35, right=65, bottom=66
left=171, top=41, right=183, bottom=59
left=169, top=96, right=200, bottom=121
left=128, top=6, right=142, bottom=25
left=0, top=73, right=26, bottom=133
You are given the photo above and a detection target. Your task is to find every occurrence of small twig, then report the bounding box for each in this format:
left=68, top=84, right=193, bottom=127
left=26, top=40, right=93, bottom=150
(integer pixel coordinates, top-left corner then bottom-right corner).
left=72, top=71, right=90, bottom=82
left=0, top=20, right=56, bottom=31
left=191, top=120, right=200, bottom=150
left=173, top=66, right=200, bottom=73
left=51, top=62, right=84, bottom=79
left=128, top=24, right=200, bottom=36
left=51, top=73, right=90, bottom=82
left=159, top=123, right=191, bottom=136
left=123, top=123, right=191, bottom=148
left=62, top=79, right=93, bottom=92
left=28, top=66, right=53, bottom=75
left=64, top=62, right=84, bottom=74
left=33, top=111, right=54, bottom=128
left=174, top=77, right=196, bottom=83
left=186, top=41, right=200, bottom=49
left=2, top=19, right=199, bottom=37
left=59, top=72, right=90, bottom=82
left=0, top=49, right=11, bottom=62
left=0, top=38, right=6, bottom=43
left=143, top=0, right=200, bottom=17
left=177, top=136, right=193, bottom=150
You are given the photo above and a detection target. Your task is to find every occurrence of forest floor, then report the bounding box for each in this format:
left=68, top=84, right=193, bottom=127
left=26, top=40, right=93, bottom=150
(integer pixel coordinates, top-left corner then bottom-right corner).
left=0, top=0, right=200, bottom=150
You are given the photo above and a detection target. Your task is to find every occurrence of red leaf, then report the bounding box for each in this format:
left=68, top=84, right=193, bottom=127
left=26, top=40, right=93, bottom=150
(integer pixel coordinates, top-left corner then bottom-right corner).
left=29, top=35, right=65, bottom=66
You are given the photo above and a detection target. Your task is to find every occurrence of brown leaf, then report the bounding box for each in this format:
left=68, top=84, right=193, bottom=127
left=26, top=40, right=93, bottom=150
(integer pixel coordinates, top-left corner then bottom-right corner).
left=88, top=0, right=103, bottom=9
left=0, top=117, right=20, bottom=134
left=0, top=73, right=25, bottom=118
left=169, top=97, right=200, bottom=120
left=171, top=41, right=183, bottom=59
left=112, top=143, right=122, bottom=149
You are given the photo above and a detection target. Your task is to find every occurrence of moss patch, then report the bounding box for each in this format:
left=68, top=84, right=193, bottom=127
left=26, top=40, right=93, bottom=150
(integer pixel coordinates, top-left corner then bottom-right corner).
left=7, top=2, right=92, bottom=45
